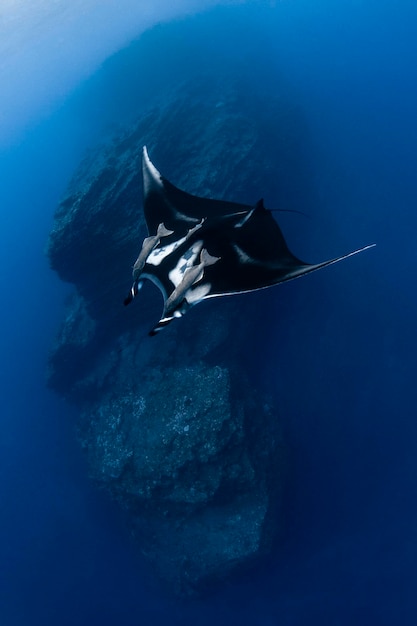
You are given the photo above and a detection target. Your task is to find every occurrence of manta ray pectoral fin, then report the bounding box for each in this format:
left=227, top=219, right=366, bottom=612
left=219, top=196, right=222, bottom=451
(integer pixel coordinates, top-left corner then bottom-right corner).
left=283, top=243, right=376, bottom=283
left=307, top=243, right=376, bottom=275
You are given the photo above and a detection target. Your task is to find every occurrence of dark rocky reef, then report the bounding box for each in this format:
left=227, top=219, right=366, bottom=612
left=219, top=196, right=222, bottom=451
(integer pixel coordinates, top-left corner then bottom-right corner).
left=77, top=363, right=280, bottom=596
left=45, top=66, right=307, bottom=594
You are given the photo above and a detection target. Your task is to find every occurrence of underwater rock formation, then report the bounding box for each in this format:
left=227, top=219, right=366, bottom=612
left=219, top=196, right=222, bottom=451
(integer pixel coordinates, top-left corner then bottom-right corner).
left=77, top=363, right=280, bottom=595
left=46, top=74, right=297, bottom=594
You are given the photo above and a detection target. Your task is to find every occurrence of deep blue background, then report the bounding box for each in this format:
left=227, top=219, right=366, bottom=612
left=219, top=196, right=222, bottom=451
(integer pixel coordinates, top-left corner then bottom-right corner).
left=1, top=1, right=417, bottom=624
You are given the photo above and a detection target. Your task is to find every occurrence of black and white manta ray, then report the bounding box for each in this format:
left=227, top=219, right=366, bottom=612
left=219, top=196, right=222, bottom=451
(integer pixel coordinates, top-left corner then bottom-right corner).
left=124, top=147, right=374, bottom=335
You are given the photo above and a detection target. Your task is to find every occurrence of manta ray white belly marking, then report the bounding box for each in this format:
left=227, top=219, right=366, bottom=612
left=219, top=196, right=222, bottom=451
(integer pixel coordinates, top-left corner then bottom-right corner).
left=168, top=241, right=203, bottom=288
left=124, top=146, right=375, bottom=335
left=132, top=222, right=173, bottom=279
left=147, top=220, right=205, bottom=268
left=147, top=239, right=185, bottom=266
left=185, top=282, right=212, bottom=305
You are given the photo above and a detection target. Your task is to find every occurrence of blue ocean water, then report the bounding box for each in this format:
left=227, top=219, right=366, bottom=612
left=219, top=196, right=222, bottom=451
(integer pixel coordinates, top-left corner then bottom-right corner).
left=1, top=1, right=417, bottom=624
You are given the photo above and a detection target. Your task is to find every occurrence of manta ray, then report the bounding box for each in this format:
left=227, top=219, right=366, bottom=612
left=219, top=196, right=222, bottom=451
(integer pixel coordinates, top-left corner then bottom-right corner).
left=124, top=146, right=374, bottom=335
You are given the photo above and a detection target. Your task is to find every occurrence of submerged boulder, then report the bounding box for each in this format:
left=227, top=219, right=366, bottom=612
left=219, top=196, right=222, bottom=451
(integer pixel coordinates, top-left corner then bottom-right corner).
left=77, top=364, right=282, bottom=594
